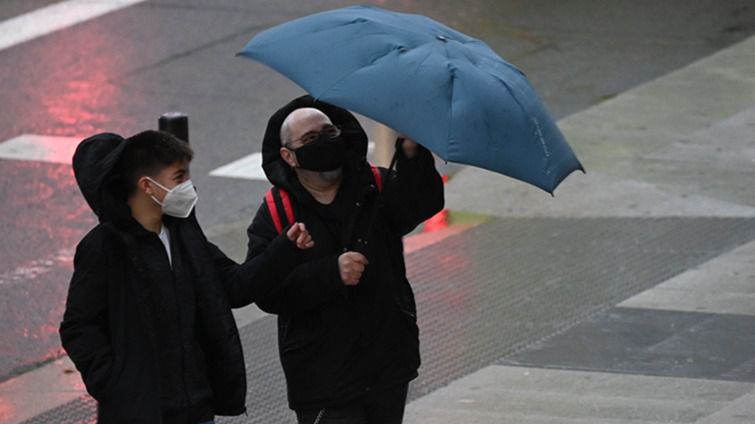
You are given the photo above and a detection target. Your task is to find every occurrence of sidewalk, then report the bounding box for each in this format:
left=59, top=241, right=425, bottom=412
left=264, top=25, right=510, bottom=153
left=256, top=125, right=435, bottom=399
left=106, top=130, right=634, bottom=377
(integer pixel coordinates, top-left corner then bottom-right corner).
left=3, top=27, right=755, bottom=424
left=404, top=34, right=755, bottom=424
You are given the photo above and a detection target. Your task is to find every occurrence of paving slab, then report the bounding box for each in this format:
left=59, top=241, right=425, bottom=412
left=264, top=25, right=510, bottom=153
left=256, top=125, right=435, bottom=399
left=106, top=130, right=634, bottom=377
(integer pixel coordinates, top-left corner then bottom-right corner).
left=620, top=239, right=755, bottom=315
left=404, top=365, right=755, bottom=424
left=502, top=307, right=755, bottom=383
left=695, top=390, right=755, bottom=424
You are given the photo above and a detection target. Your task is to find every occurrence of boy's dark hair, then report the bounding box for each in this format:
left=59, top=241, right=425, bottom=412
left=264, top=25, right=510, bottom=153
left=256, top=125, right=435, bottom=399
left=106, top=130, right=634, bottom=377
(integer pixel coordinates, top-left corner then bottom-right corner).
left=117, top=130, right=194, bottom=197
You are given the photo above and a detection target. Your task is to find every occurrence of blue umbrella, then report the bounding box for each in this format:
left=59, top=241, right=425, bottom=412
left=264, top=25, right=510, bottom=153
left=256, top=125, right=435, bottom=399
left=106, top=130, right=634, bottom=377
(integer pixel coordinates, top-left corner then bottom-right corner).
left=239, top=5, right=583, bottom=193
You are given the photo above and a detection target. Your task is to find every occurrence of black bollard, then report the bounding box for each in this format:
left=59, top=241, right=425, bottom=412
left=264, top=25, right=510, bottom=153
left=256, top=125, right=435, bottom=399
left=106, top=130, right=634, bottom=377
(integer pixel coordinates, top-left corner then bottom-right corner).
left=159, top=112, right=189, bottom=143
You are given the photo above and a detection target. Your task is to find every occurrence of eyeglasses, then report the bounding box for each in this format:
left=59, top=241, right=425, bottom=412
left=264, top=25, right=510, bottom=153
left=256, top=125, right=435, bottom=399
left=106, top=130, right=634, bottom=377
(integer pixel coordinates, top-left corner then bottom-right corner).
left=287, top=124, right=341, bottom=147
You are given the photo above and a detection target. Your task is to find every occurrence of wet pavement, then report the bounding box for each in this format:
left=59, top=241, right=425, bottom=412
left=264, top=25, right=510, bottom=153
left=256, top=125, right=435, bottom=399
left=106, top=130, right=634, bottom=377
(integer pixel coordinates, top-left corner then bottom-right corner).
left=503, top=307, right=755, bottom=382
left=19, top=216, right=755, bottom=423
left=2, top=1, right=755, bottom=423
left=0, top=1, right=60, bottom=21
left=0, top=161, right=93, bottom=378
left=409, top=20, right=755, bottom=424
left=3, top=0, right=755, bottom=381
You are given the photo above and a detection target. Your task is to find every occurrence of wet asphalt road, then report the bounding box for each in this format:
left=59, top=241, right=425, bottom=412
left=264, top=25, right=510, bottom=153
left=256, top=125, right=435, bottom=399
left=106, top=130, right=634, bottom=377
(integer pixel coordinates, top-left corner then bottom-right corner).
left=1, top=0, right=755, bottom=380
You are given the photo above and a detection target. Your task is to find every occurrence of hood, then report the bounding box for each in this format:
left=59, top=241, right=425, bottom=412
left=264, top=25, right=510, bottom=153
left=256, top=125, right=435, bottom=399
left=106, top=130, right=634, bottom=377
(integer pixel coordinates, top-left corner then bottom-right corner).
left=72, top=132, right=132, bottom=223
left=262, top=94, right=369, bottom=190
left=73, top=132, right=126, bottom=219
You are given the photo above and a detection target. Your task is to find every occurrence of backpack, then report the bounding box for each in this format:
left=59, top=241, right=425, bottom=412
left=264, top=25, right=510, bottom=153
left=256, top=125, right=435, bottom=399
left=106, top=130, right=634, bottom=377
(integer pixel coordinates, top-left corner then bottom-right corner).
left=265, top=165, right=383, bottom=234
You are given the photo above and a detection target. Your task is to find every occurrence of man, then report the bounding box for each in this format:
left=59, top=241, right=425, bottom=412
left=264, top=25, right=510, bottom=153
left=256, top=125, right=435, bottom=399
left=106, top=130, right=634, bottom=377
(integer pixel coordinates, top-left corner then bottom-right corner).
left=246, top=95, right=444, bottom=423
left=60, top=130, right=313, bottom=423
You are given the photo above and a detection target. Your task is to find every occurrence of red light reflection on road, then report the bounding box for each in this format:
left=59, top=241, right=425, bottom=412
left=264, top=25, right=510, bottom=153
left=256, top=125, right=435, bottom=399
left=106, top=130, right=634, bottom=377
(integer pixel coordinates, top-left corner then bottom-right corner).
left=0, top=358, right=87, bottom=423
left=40, top=50, right=122, bottom=136
left=408, top=232, right=478, bottom=358
left=15, top=13, right=139, bottom=137
left=0, top=160, right=95, bottom=379
left=408, top=231, right=475, bottom=309
left=8, top=163, right=93, bottom=245
left=0, top=403, right=10, bottom=423
left=43, top=79, right=119, bottom=134
left=1, top=14, right=131, bottom=379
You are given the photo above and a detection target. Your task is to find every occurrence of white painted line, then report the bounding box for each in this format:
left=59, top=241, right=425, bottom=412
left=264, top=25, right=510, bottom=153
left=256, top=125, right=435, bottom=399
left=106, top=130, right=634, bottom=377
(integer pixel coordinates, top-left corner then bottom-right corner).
left=0, top=134, right=81, bottom=165
left=0, top=248, right=74, bottom=286
left=0, top=0, right=147, bottom=52
left=210, top=142, right=375, bottom=182
left=209, top=152, right=266, bottom=181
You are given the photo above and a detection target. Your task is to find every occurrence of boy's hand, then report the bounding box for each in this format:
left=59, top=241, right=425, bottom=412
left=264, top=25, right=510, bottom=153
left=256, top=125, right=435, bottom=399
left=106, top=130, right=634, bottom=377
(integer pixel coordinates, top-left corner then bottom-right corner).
left=287, top=223, right=315, bottom=250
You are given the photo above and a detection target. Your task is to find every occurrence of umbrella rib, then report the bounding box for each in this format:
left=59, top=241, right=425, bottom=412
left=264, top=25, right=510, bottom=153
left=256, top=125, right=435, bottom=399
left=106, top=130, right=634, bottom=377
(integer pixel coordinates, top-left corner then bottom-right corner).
left=488, top=72, right=553, bottom=172
left=353, top=7, right=460, bottom=41
left=444, top=42, right=456, bottom=162
left=316, top=46, right=398, bottom=99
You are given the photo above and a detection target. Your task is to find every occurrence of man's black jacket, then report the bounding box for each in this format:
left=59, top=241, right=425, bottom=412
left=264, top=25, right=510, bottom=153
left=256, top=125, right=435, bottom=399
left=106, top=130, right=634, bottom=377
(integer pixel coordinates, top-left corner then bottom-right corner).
left=246, top=95, right=444, bottom=411
left=60, top=132, right=304, bottom=423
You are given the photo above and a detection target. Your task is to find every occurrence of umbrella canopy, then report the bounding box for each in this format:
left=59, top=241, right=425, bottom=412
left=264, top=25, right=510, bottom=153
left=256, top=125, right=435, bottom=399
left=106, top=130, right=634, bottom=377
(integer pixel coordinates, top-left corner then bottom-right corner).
left=239, top=5, right=583, bottom=193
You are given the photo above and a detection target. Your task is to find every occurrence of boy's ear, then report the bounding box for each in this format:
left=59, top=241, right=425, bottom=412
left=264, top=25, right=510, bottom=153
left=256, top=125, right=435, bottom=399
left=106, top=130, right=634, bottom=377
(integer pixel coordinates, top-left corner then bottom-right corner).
left=137, top=176, right=153, bottom=196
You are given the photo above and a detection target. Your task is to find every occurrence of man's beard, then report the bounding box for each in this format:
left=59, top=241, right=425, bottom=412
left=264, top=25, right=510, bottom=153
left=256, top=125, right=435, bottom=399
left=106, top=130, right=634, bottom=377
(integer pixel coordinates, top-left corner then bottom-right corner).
left=317, top=168, right=343, bottom=184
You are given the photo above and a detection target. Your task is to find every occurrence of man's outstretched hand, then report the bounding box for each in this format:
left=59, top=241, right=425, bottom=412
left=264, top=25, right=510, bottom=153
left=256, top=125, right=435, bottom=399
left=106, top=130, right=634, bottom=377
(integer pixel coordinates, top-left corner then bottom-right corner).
left=398, top=136, right=419, bottom=159
left=287, top=223, right=315, bottom=250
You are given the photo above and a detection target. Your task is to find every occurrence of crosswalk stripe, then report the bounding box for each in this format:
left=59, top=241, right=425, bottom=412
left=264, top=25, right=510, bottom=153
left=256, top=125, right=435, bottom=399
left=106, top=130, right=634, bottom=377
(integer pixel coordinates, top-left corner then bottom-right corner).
left=0, top=134, right=80, bottom=164
left=208, top=142, right=376, bottom=181
left=209, top=152, right=266, bottom=181
left=1, top=135, right=377, bottom=179
left=0, top=0, right=147, bottom=52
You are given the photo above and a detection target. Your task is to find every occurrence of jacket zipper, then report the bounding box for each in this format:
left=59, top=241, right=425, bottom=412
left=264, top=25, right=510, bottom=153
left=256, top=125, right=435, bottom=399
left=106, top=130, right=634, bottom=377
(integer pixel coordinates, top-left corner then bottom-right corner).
left=165, top=236, right=193, bottom=418
left=173, top=274, right=193, bottom=418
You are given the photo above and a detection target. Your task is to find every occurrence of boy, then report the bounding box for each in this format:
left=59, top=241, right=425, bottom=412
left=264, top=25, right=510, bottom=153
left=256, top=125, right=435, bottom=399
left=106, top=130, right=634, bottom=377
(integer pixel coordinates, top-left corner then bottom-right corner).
left=60, top=130, right=312, bottom=423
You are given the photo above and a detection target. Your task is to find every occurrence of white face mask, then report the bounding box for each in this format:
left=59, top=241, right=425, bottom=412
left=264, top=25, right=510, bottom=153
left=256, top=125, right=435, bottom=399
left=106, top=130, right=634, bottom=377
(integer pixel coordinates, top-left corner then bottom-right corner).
left=147, top=177, right=198, bottom=218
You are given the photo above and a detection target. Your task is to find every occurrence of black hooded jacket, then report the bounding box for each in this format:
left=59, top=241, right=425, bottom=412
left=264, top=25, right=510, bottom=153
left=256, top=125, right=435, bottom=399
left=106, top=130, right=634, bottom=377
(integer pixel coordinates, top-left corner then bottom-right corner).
left=60, top=132, right=305, bottom=423
left=246, top=95, right=444, bottom=410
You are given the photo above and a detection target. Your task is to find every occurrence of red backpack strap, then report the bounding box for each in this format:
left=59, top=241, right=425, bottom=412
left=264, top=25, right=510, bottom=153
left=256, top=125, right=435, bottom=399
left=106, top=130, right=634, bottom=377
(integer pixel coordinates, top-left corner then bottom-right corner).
left=370, top=164, right=383, bottom=192
left=265, top=189, right=284, bottom=234
left=265, top=187, right=296, bottom=235
left=278, top=189, right=295, bottom=226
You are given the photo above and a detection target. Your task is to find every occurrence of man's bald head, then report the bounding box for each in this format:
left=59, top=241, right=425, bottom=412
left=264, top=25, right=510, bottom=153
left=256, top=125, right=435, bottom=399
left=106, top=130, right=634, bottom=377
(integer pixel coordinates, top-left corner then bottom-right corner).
left=280, top=107, right=332, bottom=147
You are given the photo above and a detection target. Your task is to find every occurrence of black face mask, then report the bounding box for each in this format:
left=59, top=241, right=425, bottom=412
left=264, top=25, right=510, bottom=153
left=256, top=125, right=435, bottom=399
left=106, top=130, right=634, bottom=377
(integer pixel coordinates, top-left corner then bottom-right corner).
left=292, top=133, right=346, bottom=172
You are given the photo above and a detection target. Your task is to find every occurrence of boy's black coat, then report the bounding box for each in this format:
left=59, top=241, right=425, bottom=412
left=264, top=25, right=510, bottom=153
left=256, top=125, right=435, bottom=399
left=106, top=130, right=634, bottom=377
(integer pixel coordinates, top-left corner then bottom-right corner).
left=60, top=133, right=302, bottom=423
